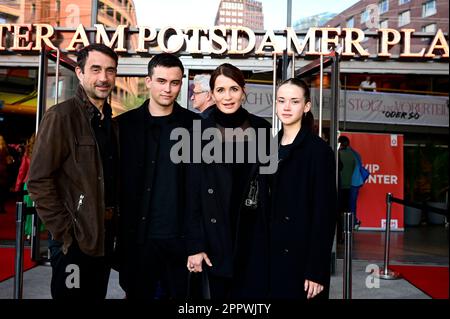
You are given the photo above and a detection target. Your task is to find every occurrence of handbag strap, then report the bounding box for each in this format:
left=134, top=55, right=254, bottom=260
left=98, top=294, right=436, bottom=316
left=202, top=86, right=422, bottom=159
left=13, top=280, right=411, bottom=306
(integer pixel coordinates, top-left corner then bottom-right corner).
left=186, top=268, right=211, bottom=300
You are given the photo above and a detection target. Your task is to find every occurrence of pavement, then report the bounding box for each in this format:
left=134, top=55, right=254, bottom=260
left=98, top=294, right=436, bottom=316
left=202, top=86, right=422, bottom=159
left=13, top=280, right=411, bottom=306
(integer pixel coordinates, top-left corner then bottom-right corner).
left=0, top=258, right=430, bottom=299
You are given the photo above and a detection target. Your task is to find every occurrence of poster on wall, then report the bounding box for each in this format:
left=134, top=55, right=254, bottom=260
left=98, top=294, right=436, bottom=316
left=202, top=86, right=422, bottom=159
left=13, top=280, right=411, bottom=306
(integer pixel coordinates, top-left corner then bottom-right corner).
left=340, top=132, right=404, bottom=230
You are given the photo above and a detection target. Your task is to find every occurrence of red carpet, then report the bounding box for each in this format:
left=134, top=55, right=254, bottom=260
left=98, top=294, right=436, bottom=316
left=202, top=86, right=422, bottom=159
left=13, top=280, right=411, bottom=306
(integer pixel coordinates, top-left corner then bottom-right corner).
left=0, top=247, right=36, bottom=282
left=0, top=200, right=17, bottom=240
left=0, top=199, right=47, bottom=241
left=389, top=264, right=449, bottom=299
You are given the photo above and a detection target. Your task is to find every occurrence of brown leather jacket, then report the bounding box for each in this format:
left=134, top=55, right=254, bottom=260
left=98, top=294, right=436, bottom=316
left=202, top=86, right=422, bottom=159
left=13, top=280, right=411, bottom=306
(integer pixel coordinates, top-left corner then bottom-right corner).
left=27, top=85, right=119, bottom=257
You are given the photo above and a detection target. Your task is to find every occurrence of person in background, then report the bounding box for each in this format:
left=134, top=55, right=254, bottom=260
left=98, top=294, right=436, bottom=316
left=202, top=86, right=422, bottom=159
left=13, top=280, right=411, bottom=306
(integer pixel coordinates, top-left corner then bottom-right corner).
left=269, top=78, right=336, bottom=299
left=15, top=133, right=45, bottom=238
left=0, top=135, right=13, bottom=214
left=339, top=135, right=366, bottom=230
left=338, top=135, right=359, bottom=238
left=191, top=74, right=215, bottom=118
left=359, top=75, right=377, bottom=92
left=27, top=44, right=120, bottom=299
left=14, top=134, right=34, bottom=195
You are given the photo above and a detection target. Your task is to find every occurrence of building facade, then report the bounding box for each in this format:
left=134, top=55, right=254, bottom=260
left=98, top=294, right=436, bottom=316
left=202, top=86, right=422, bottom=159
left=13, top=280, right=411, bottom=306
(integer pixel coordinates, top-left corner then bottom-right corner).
left=214, top=0, right=264, bottom=49
left=324, top=0, right=449, bottom=56
left=0, top=0, right=138, bottom=114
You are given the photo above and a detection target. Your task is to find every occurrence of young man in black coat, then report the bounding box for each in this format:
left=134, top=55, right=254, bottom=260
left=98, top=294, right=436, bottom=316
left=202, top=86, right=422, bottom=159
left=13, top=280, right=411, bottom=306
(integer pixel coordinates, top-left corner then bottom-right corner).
left=117, top=53, right=199, bottom=299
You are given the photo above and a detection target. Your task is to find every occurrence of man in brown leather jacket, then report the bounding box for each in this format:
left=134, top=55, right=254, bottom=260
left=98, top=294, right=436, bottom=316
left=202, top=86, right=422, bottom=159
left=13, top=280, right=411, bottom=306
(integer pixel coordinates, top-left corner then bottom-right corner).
left=27, top=44, right=119, bottom=299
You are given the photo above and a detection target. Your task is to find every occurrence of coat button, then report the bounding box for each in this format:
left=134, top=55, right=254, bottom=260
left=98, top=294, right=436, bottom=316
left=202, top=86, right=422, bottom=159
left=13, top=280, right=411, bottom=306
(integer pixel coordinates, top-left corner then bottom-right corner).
left=141, top=216, right=146, bottom=221
left=284, top=216, right=290, bottom=221
left=284, top=248, right=289, bottom=253
left=210, top=218, right=217, bottom=224
left=146, top=187, right=151, bottom=192
left=208, top=188, right=214, bottom=194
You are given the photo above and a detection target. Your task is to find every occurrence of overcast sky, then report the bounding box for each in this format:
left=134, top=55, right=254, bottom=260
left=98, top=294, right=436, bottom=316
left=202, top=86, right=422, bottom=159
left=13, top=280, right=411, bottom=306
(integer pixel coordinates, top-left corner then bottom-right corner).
left=134, top=0, right=359, bottom=29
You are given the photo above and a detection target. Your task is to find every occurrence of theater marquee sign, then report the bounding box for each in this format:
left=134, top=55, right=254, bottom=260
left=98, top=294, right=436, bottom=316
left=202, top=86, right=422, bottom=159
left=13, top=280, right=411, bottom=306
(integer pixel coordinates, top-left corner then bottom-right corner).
left=0, top=24, right=448, bottom=58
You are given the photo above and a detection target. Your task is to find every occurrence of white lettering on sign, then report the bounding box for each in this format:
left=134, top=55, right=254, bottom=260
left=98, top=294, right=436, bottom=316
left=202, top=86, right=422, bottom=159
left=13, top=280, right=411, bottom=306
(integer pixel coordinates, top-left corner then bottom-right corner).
left=0, top=24, right=448, bottom=59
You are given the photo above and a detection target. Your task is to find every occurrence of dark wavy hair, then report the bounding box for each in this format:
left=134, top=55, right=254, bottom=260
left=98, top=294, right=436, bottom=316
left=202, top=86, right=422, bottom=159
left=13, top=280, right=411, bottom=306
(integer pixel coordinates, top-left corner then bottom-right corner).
left=76, top=43, right=118, bottom=72
left=209, top=63, right=246, bottom=91
left=277, top=78, right=314, bottom=131
left=147, top=53, right=184, bottom=77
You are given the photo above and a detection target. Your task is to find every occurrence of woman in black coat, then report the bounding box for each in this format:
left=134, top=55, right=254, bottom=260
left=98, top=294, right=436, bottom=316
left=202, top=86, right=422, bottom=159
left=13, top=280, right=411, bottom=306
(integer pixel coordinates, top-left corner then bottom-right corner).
left=270, top=78, right=337, bottom=299
left=186, top=63, right=271, bottom=299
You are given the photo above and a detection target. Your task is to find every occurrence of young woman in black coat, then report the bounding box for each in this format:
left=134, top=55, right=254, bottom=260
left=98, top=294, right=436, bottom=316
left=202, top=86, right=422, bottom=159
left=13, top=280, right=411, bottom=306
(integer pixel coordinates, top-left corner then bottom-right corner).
left=270, top=78, right=337, bottom=299
left=186, top=63, right=271, bottom=299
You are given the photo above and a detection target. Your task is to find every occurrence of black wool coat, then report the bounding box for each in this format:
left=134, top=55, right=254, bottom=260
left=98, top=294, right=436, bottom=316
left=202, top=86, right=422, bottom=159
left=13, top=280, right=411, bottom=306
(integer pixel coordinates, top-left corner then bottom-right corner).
left=116, top=100, right=199, bottom=290
left=185, top=107, right=272, bottom=298
left=269, top=126, right=337, bottom=299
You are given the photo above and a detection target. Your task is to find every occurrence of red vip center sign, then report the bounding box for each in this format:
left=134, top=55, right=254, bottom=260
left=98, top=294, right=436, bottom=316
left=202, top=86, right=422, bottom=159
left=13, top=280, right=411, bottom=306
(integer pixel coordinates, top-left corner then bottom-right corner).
left=341, top=132, right=404, bottom=230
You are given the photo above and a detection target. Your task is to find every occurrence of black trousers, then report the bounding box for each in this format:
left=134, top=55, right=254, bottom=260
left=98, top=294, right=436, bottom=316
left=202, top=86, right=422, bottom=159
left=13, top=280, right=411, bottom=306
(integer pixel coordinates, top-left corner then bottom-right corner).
left=124, top=237, right=188, bottom=300
left=49, top=239, right=111, bottom=299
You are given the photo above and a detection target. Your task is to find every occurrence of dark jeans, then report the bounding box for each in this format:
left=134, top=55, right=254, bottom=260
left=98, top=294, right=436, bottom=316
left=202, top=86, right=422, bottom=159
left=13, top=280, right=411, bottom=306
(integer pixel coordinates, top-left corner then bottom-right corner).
left=48, top=239, right=111, bottom=299
left=349, top=186, right=360, bottom=222
left=124, top=237, right=188, bottom=300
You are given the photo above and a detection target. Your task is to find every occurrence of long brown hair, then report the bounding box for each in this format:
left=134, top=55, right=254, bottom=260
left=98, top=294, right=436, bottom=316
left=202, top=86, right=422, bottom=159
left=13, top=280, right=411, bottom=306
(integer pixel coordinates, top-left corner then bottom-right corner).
left=209, top=63, right=246, bottom=91
left=277, top=78, right=314, bottom=131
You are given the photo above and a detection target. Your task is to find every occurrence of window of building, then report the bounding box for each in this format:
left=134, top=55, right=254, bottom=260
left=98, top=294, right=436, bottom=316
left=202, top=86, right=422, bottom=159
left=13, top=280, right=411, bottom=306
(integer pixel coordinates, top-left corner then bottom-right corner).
left=422, top=23, right=436, bottom=33
left=31, top=3, right=36, bottom=17
left=421, top=23, right=437, bottom=41
left=116, top=12, right=122, bottom=24
left=398, top=10, right=410, bottom=26
left=379, top=0, right=389, bottom=14
left=107, top=6, right=114, bottom=18
left=422, top=0, right=437, bottom=17
left=399, top=0, right=410, bottom=5
left=379, top=19, right=389, bottom=28
left=361, top=9, right=370, bottom=24
left=346, top=17, right=354, bottom=28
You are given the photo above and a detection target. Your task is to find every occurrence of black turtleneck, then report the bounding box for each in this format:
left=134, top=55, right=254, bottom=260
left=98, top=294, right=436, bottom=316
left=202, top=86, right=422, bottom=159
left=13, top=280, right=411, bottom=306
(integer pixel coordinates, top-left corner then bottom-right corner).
left=214, top=106, right=248, bottom=128
left=213, top=106, right=253, bottom=249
